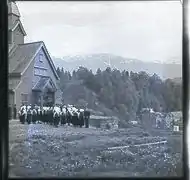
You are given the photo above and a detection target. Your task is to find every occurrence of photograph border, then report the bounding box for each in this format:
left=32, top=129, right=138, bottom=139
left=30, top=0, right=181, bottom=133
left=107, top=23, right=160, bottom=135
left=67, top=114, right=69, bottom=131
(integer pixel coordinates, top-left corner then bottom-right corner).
left=1, top=0, right=189, bottom=179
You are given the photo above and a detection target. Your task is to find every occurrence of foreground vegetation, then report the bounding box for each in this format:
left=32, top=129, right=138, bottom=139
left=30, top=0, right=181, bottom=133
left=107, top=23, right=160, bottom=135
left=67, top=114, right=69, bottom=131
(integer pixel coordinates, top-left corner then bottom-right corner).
left=9, top=121, right=182, bottom=177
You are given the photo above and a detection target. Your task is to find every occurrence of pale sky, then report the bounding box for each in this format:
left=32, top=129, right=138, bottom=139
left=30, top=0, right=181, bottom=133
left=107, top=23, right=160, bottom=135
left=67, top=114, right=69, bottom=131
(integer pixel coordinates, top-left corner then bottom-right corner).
left=17, top=1, right=182, bottom=63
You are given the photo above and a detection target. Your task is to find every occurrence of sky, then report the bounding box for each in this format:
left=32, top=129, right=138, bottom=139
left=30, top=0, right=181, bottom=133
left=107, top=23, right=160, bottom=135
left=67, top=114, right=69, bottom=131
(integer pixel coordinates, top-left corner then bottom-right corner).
left=17, top=1, right=182, bottom=63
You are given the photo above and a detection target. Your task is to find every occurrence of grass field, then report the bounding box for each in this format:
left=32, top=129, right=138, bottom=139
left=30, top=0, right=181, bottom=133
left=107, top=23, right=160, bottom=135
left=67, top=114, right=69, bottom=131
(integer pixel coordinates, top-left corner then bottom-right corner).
left=9, top=120, right=183, bottom=177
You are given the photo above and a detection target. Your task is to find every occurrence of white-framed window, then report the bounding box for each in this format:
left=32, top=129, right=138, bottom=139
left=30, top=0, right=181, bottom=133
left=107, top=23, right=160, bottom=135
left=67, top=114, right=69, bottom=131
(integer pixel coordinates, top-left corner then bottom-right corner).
left=34, top=68, right=47, bottom=76
left=21, top=93, right=28, bottom=105
left=39, top=54, right=43, bottom=62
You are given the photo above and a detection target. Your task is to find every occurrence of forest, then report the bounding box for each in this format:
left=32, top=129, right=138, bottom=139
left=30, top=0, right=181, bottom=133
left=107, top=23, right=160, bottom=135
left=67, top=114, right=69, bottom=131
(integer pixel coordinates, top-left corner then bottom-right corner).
left=56, top=66, right=182, bottom=121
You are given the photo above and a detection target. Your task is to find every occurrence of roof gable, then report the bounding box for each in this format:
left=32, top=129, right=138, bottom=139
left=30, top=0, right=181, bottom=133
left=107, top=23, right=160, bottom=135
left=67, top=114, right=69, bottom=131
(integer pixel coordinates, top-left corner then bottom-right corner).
left=32, top=77, right=56, bottom=92
left=9, top=20, right=26, bottom=36
left=40, top=43, right=59, bottom=80
left=9, top=41, right=59, bottom=80
left=34, top=47, right=58, bottom=80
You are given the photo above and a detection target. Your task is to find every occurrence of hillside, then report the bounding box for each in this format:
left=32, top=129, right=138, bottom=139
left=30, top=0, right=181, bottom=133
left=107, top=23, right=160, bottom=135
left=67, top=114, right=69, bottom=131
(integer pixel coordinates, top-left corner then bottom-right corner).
left=62, top=79, right=117, bottom=117
left=58, top=67, right=182, bottom=126
left=53, top=54, right=182, bottom=79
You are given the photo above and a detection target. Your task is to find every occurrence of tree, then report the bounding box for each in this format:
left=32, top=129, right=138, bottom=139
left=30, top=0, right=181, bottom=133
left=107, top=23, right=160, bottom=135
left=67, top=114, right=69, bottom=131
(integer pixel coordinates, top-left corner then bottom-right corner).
left=72, top=70, right=77, bottom=80
left=96, top=68, right=102, bottom=75
left=57, top=66, right=182, bottom=122
left=56, top=67, right=61, bottom=77
left=68, top=71, right=72, bottom=80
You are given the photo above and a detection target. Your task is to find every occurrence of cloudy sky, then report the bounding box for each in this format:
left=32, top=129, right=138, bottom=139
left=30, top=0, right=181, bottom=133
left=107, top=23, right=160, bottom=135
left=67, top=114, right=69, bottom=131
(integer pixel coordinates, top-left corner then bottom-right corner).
left=17, top=1, right=182, bottom=63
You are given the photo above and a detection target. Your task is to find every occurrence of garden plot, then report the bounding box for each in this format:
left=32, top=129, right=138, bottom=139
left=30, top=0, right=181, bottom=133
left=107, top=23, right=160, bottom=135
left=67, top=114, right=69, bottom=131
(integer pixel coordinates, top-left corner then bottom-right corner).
left=9, top=121, right=183, bottom=177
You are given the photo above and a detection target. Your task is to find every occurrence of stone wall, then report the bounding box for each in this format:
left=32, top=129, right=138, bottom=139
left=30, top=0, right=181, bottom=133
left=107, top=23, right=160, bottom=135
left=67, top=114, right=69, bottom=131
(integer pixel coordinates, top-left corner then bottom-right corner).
left=89, top=115, right=119, bottom=129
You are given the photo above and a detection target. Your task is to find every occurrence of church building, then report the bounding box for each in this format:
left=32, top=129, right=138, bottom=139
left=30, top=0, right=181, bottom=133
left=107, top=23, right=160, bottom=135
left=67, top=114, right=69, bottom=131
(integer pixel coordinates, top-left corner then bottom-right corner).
left=8, top=1, right=63, bottom=112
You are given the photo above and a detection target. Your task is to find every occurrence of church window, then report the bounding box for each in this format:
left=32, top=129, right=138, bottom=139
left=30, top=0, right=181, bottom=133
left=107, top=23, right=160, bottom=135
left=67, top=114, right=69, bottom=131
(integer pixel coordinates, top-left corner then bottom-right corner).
left=34, top=68, right=47, bottom=76
left=39, top=54, right=43, bottom=62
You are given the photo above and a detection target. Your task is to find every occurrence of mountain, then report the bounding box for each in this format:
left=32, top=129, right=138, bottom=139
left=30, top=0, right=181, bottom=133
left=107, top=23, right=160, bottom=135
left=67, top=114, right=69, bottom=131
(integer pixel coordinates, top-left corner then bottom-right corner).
left=52, top=53, right=182, bottom=79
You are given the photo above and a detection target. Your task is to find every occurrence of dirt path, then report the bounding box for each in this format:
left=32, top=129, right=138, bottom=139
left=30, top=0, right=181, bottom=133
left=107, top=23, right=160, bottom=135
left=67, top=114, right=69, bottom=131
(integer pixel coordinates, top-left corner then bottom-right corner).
left=9, top=120, right=183, bottom=177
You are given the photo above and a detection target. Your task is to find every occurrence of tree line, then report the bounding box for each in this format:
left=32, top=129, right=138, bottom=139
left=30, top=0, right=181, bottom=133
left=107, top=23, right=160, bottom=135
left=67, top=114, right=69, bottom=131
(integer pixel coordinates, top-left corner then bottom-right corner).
left=56, top=66, right=182, bottom=121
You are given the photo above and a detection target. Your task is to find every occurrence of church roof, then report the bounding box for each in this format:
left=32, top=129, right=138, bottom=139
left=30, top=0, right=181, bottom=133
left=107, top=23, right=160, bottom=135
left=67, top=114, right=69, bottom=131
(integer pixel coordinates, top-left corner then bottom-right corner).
left=9, top=20, right=27, bottom=36
left=9, top=41, right=59, bottom=80
left=9, top=42, right=42, bottom=74
left=8, top=1, right=20, bottom=17
left=32, top=77, right=56, bottom=92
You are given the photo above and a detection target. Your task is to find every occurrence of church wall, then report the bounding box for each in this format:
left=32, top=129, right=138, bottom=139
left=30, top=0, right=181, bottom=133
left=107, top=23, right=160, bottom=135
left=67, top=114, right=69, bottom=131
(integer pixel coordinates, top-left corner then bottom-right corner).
left=15, top=59, right=35, bottom=109
left=8, top=92, right=15, bottom=118
left=8, top=92, right=15, bottom=106
left=32, top=47, right=61, bottom=105
left=33, top=48, right=60, bottom=102
left=34, top=47, right=58, bottom=86
left=55, top=85, right=63, bottom=105
left=13, top=46, right=60, bottom=110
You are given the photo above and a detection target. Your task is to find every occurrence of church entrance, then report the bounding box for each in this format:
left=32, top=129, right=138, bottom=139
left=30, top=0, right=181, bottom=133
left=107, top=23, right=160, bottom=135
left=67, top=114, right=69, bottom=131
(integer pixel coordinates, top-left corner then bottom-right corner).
left=32, top=77, right=56, bottom=107
left=43, top=90, right=55, bottom=107
left=32, top=91, right=55, bottom=107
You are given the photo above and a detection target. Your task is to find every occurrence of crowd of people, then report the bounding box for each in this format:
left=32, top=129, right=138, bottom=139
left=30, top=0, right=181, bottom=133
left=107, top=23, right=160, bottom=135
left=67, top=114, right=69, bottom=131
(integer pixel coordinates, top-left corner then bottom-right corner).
left=18, top=104, right=91, bottom=128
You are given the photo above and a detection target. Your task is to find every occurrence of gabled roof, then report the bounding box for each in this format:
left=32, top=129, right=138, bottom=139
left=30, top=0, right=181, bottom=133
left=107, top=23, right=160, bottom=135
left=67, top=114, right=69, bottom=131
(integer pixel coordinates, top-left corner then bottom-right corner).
left=9, top=41, right=59, bottom=80
left=9, top=42, right=42, bottom=74
left=40, top=42, right=60, bottom=80
left=32, top=77, right=56, bottom=92
left=9, top=20, right=27, bottom=36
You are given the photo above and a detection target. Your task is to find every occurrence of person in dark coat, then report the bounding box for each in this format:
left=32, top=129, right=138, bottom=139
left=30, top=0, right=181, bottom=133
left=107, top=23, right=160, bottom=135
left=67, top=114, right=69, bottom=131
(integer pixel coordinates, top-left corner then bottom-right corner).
left=49, top=108, right=54, bottom=125
left=47, top=109, right=51, bottom=124
left=44, top=110, right=48, bottom=124
left=60, top=111, right=66, bottom=125
left=42, top=109, right=46, bottom=124
left=19, top=109, right=22, bottom=123
left=13, top=104, right=17, bottom=119
left=66, top=111, right=72, bottom=126
left=36, top=109, right=39, bottom=123
left=19, top=108, right=25, bottom=124
left=26, top=108, right=32, bottom=124
left=53, top=111, right=59, bottom=127
left=72, top=112, right=78, bottom=127
left=31, top=106, right=37, bottom=124
left=84, top=109, right=90, bottom=128
left=79, top=111, right=84, bottom=128
left=40, top=109, right=43, bottom=124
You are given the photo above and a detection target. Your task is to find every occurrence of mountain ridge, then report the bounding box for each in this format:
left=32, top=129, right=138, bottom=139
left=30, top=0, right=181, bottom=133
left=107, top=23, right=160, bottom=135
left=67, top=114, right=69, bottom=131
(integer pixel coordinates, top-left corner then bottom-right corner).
left=52, top=54, right=182, bottom=79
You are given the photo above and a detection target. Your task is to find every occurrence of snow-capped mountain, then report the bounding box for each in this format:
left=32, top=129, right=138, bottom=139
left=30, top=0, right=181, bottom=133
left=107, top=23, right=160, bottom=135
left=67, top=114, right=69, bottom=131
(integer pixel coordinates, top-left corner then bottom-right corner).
left=52, top=53, right=182, bottom=79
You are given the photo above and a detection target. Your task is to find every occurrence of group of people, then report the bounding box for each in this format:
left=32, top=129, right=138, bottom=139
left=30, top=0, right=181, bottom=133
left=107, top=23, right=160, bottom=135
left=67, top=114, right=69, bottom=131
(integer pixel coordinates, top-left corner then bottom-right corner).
left=18, top=104, right=91, bottom=128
